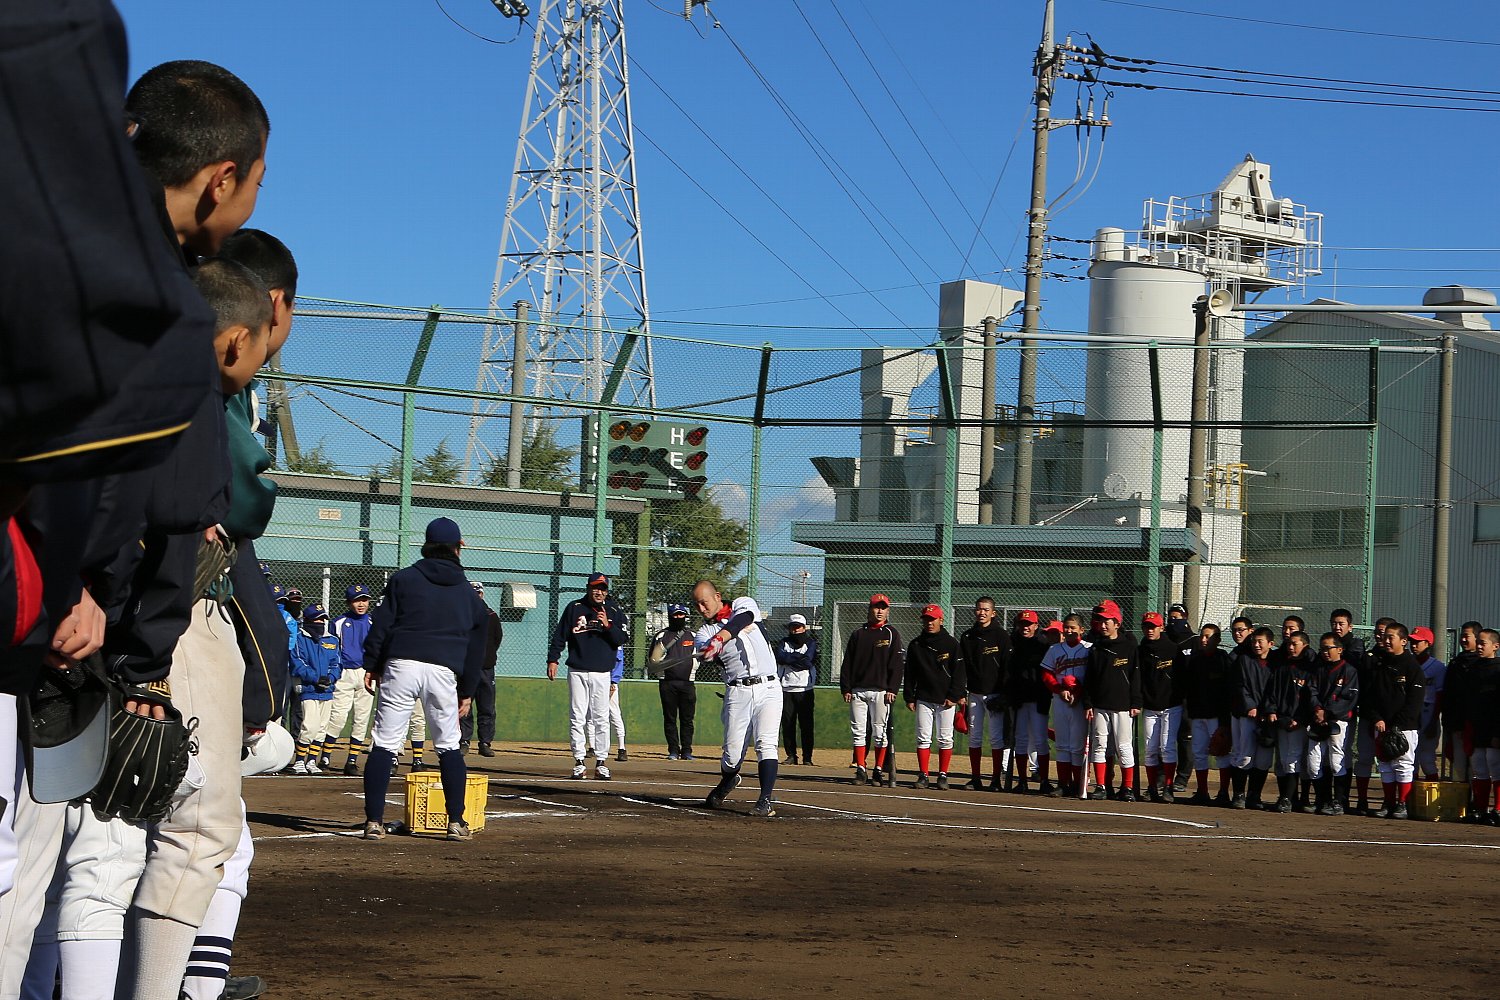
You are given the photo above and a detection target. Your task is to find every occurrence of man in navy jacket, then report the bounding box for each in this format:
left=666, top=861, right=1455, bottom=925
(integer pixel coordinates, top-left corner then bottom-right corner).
left=360, top=518, right=490, bottom=842
left=547, top=572, right=630, bottom=780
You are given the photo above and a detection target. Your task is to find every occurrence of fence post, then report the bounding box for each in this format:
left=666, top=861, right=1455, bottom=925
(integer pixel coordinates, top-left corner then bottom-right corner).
left=1361, top=340, right=1381, bottom=626
left=749, top=345, right=772, bottom=596
left=935, top=341, right=957, bottom=614
left=1147, top=341, right=1163, bottom=614
left=398, top=306, right=442, bottom=568
left=632, top=504, right=651, bottom=675
left=593, top=331, right=640, bottom=570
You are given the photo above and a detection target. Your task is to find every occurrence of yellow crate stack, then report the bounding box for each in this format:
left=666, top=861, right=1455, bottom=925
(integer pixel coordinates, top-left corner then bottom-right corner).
left=1407, top=780, right=1467, bottom=822
left=403, top=772, right=490, bottom=834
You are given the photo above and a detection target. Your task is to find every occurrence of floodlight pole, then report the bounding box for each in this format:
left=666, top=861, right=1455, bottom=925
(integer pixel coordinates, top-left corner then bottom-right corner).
left=1183, top=298, right=1211, bottom=627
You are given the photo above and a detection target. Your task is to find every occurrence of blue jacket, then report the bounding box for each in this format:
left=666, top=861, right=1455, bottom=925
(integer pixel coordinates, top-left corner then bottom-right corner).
left=362, top=554, right=490, bottom=698
left=547, top=596, right=630, bottom=672
left=291, top=628, right=342, bottom=702
left=331, top=611, right=371, bottom=671
left=279, top=608, right=298, bottom=652
left=611, top=648, right=625, bottom=684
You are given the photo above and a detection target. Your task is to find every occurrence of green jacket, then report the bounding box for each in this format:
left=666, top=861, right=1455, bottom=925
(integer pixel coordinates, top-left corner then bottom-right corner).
left=221, top=385, right=276, bottom=540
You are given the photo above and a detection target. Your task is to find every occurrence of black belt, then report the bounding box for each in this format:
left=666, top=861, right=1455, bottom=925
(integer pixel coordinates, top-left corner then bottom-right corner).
left=728, top=674, right=775, bottom=687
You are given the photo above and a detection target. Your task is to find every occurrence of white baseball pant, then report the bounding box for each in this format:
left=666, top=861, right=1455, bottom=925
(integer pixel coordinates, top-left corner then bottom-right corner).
left=1141, top=707, right=1181, bottom=766
left=1051, top=696, right=1086, bottom=765
left=179, top=804, right=253, bottom=1000
left=963, top=695, right=1004, bottom=751
left=0, top=788, right=67, bottom=999
left=1188, top=717, right=1225, bottom=771
left=1276, top=729, right=1308, bottom=777
left=1303, top=721, right=1349, bottom=778
left=1230, top=715, right=1273, bottom=770
left=566, top=671, right=611, bottom=762
left=1471, top=747, right=1500, bottom=781
left=1013, top=701, right=1048, bottom=755
left=1375, top=729, right=1419, bottom=784
left=370, top=659, right=462, bottom=753
left=0, top=695, right=17, bottom=899
left=325, top=667, right=373, bottom=747
left=407, top=699, right=427, bottom=744
left=296, top=699, right=332, bottom=748
left=914, top=701, right=956, bottom=750
left=720, top=681, right=782, bottom=772
left=130, top=601, right=245, bottom=933
left=848, top=689, right=891, bottom=749
left=1089, top=710, right=1135, bottom=767
left=610, top=687, right=626, bottom=751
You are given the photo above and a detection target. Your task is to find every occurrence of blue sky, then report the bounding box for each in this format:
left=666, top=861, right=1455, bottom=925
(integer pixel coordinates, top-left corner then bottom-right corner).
left=113, top=1, right=1500, bottom=595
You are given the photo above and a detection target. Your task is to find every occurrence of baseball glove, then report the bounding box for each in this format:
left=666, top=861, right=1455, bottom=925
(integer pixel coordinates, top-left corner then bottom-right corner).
left=192, top=533, right=237, bottom=602
left=1306, top=720, right=1334, bottom=741
left=90, top=683, right=196, bottom=824
left=1376, top=728, right=1410, bottom=763
left=1256, top=724, right=1278, bottom=749
left=1208, top=726, right=1231, bottom=757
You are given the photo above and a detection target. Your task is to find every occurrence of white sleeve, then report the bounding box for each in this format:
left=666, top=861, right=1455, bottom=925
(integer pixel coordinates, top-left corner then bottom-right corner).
left=730, top=596, right=762, bottom=621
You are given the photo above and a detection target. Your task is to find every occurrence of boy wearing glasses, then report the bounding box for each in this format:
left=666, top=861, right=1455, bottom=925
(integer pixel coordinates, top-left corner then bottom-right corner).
left=1306, top=632, right=1360, bottom=815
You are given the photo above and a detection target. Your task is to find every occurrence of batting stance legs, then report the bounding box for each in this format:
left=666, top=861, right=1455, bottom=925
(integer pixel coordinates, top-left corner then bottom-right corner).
left=707, top=681, right=782, bottom=812
left=363, top=659, right=469, bottom=830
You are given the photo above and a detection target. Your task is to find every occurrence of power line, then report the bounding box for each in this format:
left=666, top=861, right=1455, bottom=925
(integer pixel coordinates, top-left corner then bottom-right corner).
left=1073, top=73, right=1500, bottom=115
left=432, top=0, right=528, bottom=44
left=1097, top=51, right=1500, bottom=100
left=1087, top=0, right=1500, bottom=48
left=1078, top=57, right=1500, bottom=106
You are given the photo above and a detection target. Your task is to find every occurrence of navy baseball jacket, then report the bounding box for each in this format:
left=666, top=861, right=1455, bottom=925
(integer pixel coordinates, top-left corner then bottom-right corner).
left=363, top=554, right=490, bottom=698
left=1178, top=645, right=1233, bottom=724
left=547, top=596, right=630, bottom=672
left=902, top=629, right=965, bottom=705
left=959, top=622, right=1010, bottom=698
left=1311, top=658, right=1360, bottom=722
left=1084, top=632, right=1141, bottom=712
left=1232, top=654, right=1272, bottom=718
left=1361, top=649, right=1424, bottom=732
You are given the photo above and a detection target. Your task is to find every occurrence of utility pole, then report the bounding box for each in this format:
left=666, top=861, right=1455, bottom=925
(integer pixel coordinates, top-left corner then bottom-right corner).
left=978, top=315, right=998, bottom=524
left=1013, top=1, right=1107, bottom=525
left=1012, top=0, right=1056, bottom=527
left=1431, top=331, right=1456, bottom=658
left=1183, top=297, right=1213, bottom=626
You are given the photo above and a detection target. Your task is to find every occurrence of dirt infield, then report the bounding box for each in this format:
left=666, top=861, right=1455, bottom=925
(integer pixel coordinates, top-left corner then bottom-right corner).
left=238, top=743, right=1500, bottom=998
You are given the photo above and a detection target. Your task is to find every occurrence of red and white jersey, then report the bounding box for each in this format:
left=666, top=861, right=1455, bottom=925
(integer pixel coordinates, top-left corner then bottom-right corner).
left=695, top=596, right=777, bottom=684
left=1040, top=639, right=1092, bottom=689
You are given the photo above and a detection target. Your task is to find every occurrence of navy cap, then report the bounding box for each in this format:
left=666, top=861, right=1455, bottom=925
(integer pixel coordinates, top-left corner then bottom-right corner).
left=425, top=517, right=462, bottom=545
left=668, top=603, right=688, bottom=617
left=270, top=583, right=286, bottom=601
left=587, top=571, right=609, bottom=590
left=470, top=581, right=485, bottom=596
left=258, top=560, right=272, bottom=577
left=302, top=603, right=327, bottom=622
left=345, top=583, right=372, bottom=602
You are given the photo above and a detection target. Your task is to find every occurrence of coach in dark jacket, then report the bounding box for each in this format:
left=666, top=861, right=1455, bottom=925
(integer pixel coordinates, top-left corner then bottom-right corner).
left=361, top=517, right=490, bottom=841
left=460, top=581, right=504, bottom=756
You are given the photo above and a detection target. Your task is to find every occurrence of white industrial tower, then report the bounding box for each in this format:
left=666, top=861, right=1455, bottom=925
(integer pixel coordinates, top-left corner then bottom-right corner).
left=467, top=0, right=656, bottom=477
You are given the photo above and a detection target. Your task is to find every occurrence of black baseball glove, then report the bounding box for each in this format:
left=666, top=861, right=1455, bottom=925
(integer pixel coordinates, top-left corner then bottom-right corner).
left=1306, top=720, right=1334, bottom=741
left=1376, top=728, right=1410, bottom=763
left=90, top=682, right=195, bottom=824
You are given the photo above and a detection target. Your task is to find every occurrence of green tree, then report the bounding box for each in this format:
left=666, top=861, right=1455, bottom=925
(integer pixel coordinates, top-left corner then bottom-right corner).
left=481, top=423, right=577, bottom=491
left=372, top=439, right=464, bottom=484
left=613, top=494, right=748, bottom=610
left=279, top=440, right=339, bottom=474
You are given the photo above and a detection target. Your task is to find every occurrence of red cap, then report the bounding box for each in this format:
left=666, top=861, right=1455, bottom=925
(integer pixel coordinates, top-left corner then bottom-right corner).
left=1142, top=612, right=1165, bottom=627
left=868, top=593, right=890, bottom=608
left=1410, top=626, right=1435, bottom=644
left=1017, top=609, right=1039, bottom=624
left=1061, top=674, right=1079, bottom=689
left=1093, top=599, right=1123, bottom=622
left=921, top=604, right=944, bottom=621
left=1045, top=620, right=1064, bottom=634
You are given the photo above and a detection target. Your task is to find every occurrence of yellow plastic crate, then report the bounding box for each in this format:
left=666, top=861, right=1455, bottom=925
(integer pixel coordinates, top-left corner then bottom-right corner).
left=403, top=772, right=489, bottom=834
left=1407, top=780, right=1467, bottom=822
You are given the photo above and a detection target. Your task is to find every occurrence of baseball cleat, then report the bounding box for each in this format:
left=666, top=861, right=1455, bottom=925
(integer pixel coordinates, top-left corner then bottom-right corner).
left=963, top=776, right=984, bottom=791
left=459, top=741, right=470, bottom=755
left=319, top=755, right=331, bottom=769
left=705, top=773, right=743, bottom=809
left=1117, top=787, right=1137, bottom=803
left=221, top=974, right=267, bottom=1000
left=935, top=773, right=950, bottom=790
left=1039, top=780, right=1057, bottom=797
left=342, top=760, right=359, bottom=777
left=1160, top=785, right=1175, bottom=804
left=571, top=761, right=588, bottom=779
left=915, top=773, right=930, bottom=789
left=361, top=821, right=386, bottom=841
left=479, top=743, right=496, bottom=757
left=681, top=752, right=695, bottom=760
left=446, top=820, right=473, bottom=842
left=617, top=749, right=628, bottom=762
left=1188, top=790, right=1213, bottom=806
left=854, top=767, right=868, bottom=785
left=750, top=797, right=776, bottom=818
left=305, top=761, right=322, bottom=776
left=1370, top=801, right=1392, bottom=819
left=1389, top=802, right=1409, bottom=820
left=667, top=753, right=680, bottom=761
left=1088, top=787, right=1107, bottom=801
left=290, top=760, right=308, bottom=776
left=594, top=764, right=612, bottom=781
left=410, top=759, right=428, bottom=773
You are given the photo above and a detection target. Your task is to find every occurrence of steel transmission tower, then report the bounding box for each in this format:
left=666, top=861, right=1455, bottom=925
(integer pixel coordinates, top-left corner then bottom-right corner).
left=467, top=0, right=656, bottom=479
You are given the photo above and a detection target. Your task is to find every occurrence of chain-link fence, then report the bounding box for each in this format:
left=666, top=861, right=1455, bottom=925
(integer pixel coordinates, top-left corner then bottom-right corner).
left=254, top=298, right=1461, bottom=680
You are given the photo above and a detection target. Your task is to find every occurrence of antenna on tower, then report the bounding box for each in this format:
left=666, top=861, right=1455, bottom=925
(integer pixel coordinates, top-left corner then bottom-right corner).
left=467, top=0, right=657, bottom=482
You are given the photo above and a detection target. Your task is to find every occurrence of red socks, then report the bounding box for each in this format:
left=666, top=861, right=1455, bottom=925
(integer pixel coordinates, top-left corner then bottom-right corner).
left=991, top=750, right=1005, bottom=779
left=874, top=747, right=887, bottom=769
left=969, top=747, right=983, bottom=779
left=938, top=749, right=953, bottom=774
left=1123, top=767, right=1136, bottom=790
left=855, top=746, right=868, bottom=768
left=1163, top=762, right=1177, bottom=785
left=1145, top=765, right=1159, bottom=788
left=1094, top=762, right=1108, bottom=788
left=1037, top=755, right=1051, bottom=784
left=916, top=748, right=931, bottom=774
left=1195, top=769, right=1209, bottom=794
left=1398, top=781, right=1412, bottom=804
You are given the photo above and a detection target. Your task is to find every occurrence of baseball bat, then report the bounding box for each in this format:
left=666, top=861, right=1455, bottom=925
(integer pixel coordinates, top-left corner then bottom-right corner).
left=1079, top=710, right=1090, bottom=800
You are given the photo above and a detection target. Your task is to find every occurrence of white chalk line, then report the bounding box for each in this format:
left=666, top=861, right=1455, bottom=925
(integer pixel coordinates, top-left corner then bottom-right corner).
left=618, top=795, right=711, bottom=818
left=488, top=777, right=1215, bottom=830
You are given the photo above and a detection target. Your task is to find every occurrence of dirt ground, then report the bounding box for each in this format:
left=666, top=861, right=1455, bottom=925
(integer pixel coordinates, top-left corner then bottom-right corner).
left=237, top=742, right=1500, bottom=998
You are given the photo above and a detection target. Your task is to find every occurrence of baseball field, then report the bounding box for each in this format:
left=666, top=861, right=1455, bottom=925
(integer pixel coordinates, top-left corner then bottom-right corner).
left=239, top=744, right=1499, bottom=998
